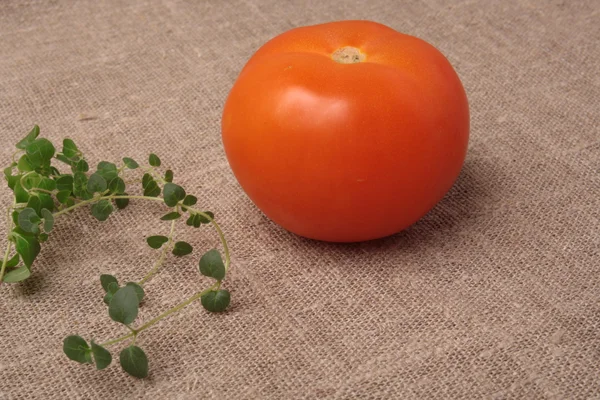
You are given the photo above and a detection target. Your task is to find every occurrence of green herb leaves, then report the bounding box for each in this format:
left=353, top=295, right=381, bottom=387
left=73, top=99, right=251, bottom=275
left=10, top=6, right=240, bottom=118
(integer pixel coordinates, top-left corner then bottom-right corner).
left=87, top=173, right=107, bottom=194
left=146, top=235, right=168, bottom=249
left=172, top=241, right=193, bottom=256
left=91, top=200, right=113, bottom=221
left=201, top=290, right=231, bottom=312
left=18, top=208, right=41, bottom=234
left=91, top=341, right=112, bottom=370
left=63, top=335, right=92, bottom=364
left=122, top=157, right=139, bottom=169
left=10, top=227, right=40, bottom=268
left=142, top=173, right=161, bottom=197
left=16, top=125, right=40, bottom=150
left=62, top=139, right=79, bottom=158
left=108, top=285, right=140, bottom=325
left=120, top=346, right=149, bottom=378
left=26, top=138, right=55, bottom=169
left=199, top=249, right=226, bottom=281
left=2, top=266, right=31, bottom=283
left=160, top=211, right=181, bottom=221
left=63, top=336, right=112, bottom=370
left=148, top=153, right=161, bottom=167
left=6, top=128, right=234, bottom=379
left=101, top=274, right=118, bottom=291
left=198, top=250, right=229, bottom=312
left=163, top=183, right=185, bottom=207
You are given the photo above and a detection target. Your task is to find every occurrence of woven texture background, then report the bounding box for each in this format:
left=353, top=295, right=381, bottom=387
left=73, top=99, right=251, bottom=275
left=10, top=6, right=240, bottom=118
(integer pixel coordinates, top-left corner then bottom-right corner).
left=1, top=0, right=599, bottom=398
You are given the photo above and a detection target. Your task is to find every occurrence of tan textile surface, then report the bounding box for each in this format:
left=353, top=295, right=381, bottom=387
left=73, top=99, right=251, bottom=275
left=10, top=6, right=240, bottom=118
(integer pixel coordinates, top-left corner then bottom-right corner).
left=1, top=1, right=599, bottom=398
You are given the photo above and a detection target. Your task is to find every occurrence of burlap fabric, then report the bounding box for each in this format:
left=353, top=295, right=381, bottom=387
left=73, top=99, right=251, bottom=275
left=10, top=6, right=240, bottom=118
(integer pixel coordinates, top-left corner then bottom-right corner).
left=1, top=1, right=598, bottom=399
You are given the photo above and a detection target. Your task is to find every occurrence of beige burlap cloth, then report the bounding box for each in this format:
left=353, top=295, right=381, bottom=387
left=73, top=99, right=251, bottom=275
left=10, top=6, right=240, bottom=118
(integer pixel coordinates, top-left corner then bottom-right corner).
left=1, top=1, right=599, bottom=398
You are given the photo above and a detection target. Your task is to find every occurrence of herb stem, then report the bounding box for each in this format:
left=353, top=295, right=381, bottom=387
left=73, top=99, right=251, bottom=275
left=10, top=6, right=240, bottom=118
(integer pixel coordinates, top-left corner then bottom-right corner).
left=138, top=217, right=176, bottom=285
left=30, top=188, right=55, bottom=195
left=100, top=283, right=218, bottom=347
left=100, top=332, right=134, bottom=347
left=135, top=284, right=218, bottom=333
left=19, top=171, right=35, bottom=193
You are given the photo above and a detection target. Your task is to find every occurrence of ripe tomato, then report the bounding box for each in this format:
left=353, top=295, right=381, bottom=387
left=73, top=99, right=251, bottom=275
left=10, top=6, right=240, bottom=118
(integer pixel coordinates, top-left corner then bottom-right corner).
left=222, top=20, right=469, bottom=242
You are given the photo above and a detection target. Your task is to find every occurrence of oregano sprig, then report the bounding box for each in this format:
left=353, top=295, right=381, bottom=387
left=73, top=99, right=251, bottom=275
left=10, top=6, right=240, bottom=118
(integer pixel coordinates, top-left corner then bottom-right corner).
left=2, top=126, right=232, bottom=378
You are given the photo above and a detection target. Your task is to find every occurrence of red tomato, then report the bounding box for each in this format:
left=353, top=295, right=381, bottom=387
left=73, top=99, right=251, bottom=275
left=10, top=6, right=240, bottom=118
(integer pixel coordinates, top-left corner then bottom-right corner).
left=222, top=20, right=469, bottom=242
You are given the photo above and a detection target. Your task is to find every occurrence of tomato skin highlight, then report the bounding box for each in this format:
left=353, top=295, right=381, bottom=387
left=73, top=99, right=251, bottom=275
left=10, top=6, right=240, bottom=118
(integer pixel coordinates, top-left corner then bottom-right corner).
left=222, top=20, right=469, bottom=242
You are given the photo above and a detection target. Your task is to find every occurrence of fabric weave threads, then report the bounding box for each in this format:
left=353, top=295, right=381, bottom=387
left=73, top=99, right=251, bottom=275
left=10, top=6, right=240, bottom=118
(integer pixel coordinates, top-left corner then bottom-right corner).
left=0, top=1, right=599, bottom=398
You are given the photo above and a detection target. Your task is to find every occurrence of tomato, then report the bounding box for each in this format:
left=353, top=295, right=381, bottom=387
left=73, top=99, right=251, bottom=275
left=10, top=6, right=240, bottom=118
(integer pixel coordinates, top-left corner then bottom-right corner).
left=222, top=20, right=469, bottom=242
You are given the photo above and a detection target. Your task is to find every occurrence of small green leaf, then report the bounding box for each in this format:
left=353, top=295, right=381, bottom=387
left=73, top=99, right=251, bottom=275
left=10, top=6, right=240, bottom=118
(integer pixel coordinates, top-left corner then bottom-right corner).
left=38, top=193, right=54, bottom=213
left=36, top=177, right=56, bottom=191
left=108, top=285, right=139, bottom=325
left=115, top=195, right=129, bottom=209
left=188, top=212, right=213, bottom=228
left=14, top=179, right=30, bottom=203
left=199, top=249, right=226, bottom=281
left=201, top=289, right=231, bottom=312
left=142, top=173, right=153, bottom=188
left=4, top=253, right=19, bottom=268
left=186, top=215, right=195, bottom=227
left=87, top=173, right=107, bottom=194
left=160, top=212, right=181, bottom=221
left=163, top=183, right=186, bottom=207
left=96, top=161, right=118, bottom=182
left=108, top=177, right=126, bottom=194
left=91, top=200, right=113, bottom=221
left=4, top=167, right=18, bottom=190
left=182, top=195, right=197, bottom=207
left=17, top=155, right=34, bottom=172
left=172, top=241, right=193, bottom=256
left=197, top=211, right=215, bottom=223
left=55, top=175, right=74, bottom=191
left=2, top=265, right=31, bottom=283
left=120, top=346, right=148, bottom=379
left=73, top=171, right=92, bottom=200
left=91, top=341, right=112, bottom=370
left=41, top=208, right=54, bottom=232
left=143, top=180, right=160, bottom=197
left=123, top=157, right=139, bottom=169
left=148, top=153, right=161, bottom=167
left=164, top=170, right=173, bottom=183
left=18, top=208, right=41, bottom=234
left=74, top=159, right=89, bottom=173
left=56, top=190, right=72, bottom=204
left=16, top=125, right=40, bottom=150
left=147, top=235, right=168, bottom=249
left=21, top=172, right=41, bottom=190
left=38, top=233, right=49, bottom=242
left=26, top=138, right=55, bottom=167
left=11, top=227, right=41, bottom=267
left=103, top=281, right=120, bottom=305
left=107, top=282, right=119, bottom=294
left=26, top=195, right=41, bottom=215
left=62, top=139, right=79, bottom=159
left=100, top=274, right=118, bottom=292
left=63, top=335, right=91, bottom=364
left=125, top=282, right=145, bottom=302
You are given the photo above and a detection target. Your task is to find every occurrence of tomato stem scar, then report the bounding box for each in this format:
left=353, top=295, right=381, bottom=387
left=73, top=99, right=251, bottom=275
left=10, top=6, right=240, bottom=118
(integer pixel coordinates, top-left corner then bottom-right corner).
left=332, top=46, right=366, bottom=64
